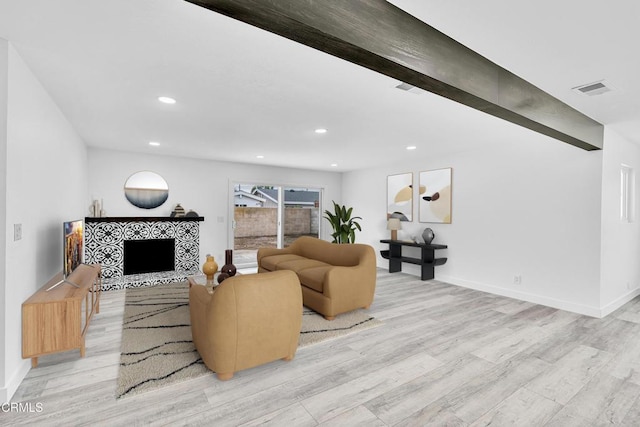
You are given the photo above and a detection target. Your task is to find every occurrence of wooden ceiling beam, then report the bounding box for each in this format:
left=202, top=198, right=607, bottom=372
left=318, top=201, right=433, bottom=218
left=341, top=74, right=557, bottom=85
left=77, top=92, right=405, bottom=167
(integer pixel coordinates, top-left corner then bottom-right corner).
left=187, top=0, right=603, bottom=150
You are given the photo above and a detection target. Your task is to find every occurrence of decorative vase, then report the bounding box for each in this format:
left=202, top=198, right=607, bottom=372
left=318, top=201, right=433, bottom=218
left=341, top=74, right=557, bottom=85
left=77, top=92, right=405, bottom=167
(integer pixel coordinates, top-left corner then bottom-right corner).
left=217, top=272, right=229, bottom=284
left=202, top=254, right=218, bottom=286
left=422, top=228, right=435, bottom=245
left=171, top=203, right=186, bottom=217
left=220, top=249, right=237, bottom=277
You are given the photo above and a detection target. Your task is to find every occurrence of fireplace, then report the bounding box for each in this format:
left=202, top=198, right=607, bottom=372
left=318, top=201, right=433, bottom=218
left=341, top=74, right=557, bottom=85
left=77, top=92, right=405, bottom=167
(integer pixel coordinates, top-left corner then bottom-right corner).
left=85, top=216, right=203, bottom=290
left=123, top=238, right=175, bottom=275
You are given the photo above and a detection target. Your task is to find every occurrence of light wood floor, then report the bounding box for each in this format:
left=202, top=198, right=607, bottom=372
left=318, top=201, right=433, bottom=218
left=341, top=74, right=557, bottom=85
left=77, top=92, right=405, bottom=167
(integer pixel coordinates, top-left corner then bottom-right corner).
left=7, top=269, right=640, bottom=426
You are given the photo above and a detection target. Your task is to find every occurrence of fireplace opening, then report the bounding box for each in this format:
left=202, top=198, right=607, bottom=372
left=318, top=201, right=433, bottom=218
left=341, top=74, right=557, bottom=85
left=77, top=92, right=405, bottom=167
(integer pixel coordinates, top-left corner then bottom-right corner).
left=123, top=238, right=175, bottom=275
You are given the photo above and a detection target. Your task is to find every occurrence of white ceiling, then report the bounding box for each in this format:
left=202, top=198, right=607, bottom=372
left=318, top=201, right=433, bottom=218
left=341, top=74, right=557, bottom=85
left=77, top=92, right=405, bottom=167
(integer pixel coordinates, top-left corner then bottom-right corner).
left=0, top=0, right=638, bottom=171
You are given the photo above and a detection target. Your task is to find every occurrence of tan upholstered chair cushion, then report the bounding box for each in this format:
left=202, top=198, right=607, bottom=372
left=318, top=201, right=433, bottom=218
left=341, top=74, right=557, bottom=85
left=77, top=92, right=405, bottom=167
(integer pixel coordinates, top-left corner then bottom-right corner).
left=296, top=266, right=332, bottom=293
left=275, top=258, right=331, bottom=273
left=260, top=254, right=307, bottom=271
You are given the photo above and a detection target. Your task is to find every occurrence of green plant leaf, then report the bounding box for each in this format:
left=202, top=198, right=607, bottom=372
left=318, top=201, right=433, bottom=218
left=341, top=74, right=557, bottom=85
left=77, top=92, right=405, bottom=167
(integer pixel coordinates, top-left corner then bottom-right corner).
left=323, top=200, right=362, bottom=244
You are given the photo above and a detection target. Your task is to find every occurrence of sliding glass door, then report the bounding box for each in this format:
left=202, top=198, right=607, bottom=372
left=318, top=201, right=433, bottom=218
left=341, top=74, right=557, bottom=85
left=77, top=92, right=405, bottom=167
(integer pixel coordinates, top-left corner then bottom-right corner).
left=232, top=183, right=322, bottom=267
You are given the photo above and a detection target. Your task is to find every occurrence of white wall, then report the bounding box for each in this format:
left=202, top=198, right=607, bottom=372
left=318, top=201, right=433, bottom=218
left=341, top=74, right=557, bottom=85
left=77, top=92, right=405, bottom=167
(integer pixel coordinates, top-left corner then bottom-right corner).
left=87, top=148, right=342, bottom=265
left=344, top=126, right=604, bottom=316
left=0, top=38, right=9, bottom=404
left=600, top=127, right=640, bottom=315
left=1, top=43, right=89, bottom=402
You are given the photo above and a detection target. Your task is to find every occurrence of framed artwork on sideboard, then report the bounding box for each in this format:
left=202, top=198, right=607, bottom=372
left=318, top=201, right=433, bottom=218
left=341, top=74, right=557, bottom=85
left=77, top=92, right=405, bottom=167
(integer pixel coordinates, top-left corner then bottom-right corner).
left=387, top=172, right=413, bottom=221
left=419, top=168, right=452, bottom=223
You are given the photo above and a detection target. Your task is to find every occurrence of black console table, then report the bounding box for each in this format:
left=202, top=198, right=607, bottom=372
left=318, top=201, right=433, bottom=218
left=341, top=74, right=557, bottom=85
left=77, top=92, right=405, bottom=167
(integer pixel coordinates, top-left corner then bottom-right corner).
left=380, top=240, right=448, bottom=281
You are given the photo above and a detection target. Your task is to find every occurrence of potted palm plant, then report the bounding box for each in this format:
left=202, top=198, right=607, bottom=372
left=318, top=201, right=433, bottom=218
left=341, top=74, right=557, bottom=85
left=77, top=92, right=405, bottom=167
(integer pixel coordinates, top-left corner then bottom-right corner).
left=323, top=201, right=362, bottom=243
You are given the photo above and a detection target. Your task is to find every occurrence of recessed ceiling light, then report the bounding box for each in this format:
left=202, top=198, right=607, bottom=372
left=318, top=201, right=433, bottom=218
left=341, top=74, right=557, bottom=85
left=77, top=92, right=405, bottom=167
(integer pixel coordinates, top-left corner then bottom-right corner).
left=406, top=146, right=417, bottom=150
left=315, top=128, right=328, bottom=134
left=158, top=96, right=176, bottom=104
left=330, top=163, right=338, bottom=167
left=256, top=155, right=264, bottom=159
left=149, top=141, right=160, bottom=146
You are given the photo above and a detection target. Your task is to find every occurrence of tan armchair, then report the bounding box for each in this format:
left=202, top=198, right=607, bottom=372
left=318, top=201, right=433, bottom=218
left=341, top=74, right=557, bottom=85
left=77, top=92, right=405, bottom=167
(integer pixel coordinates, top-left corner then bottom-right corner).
left=189, top=270, right=302, bottom=380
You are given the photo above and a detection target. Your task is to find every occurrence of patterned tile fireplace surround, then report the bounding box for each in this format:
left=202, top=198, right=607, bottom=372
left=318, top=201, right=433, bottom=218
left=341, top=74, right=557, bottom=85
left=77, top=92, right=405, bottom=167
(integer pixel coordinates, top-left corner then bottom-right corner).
left=85, top=217, right=203, bottom=291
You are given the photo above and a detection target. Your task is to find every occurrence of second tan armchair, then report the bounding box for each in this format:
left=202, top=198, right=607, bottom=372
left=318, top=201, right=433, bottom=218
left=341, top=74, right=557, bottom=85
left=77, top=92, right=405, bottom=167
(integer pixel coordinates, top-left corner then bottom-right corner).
left=189, top=270, right=302, bottom=380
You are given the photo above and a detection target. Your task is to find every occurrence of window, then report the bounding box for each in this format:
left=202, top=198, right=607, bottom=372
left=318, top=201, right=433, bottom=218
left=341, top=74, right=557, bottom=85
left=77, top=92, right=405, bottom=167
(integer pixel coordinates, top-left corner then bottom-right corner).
left=231, top=183, right=323, bottom=267
left=621, top=165, right=634, bottom=222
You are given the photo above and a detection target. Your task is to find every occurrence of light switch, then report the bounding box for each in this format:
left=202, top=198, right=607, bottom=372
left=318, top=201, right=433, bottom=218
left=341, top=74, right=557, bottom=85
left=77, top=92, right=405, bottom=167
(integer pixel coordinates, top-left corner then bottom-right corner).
left=14, top=223, right=22, bottom=241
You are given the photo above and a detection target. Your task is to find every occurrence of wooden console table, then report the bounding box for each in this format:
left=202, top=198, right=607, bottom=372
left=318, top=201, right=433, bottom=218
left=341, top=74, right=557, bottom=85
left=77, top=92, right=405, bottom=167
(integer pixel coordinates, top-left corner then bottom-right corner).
left=380, top=239, right=448, bottom=280
left=22, top=264, right=101, bottom=367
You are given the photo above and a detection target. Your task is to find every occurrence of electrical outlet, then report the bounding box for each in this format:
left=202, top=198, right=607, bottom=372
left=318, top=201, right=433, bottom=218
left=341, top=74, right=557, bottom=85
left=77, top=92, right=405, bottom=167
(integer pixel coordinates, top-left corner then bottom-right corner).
left=513, top=275, right=522, bottom=285
left=14, top=223, right=22, bottom=241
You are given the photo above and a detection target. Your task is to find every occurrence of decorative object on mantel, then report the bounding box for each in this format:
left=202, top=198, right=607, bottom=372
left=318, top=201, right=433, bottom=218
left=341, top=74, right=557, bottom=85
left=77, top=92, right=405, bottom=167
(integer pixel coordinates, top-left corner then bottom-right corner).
left=422, top=227, right=435, bottom=244
left=89, top=199, right=105, bottom=217
left=220, top=249, right=237, bottom=278
left=185, top=210, right=199, bottom=218
left=217, top=272, right=229, bottom=284
left=387, top=218, right=402, bottom=240
left=170, top=203, right=186, bottom=217
left=202, top=254, right=218, bottom=286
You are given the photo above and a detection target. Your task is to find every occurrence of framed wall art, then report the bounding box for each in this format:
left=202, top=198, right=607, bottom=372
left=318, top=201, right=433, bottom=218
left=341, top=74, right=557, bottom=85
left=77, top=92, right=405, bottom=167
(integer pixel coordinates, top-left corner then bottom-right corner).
left=419, top=168, right=452, bottom=223
left=387, top=172, right=413, bottom=221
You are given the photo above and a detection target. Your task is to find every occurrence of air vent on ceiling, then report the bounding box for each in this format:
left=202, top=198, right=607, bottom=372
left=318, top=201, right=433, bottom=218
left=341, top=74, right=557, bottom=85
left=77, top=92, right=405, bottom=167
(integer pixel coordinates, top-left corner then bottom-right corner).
left=573, top=80, right=612, bottom=96
left=395, top=82, right=425, bottom=95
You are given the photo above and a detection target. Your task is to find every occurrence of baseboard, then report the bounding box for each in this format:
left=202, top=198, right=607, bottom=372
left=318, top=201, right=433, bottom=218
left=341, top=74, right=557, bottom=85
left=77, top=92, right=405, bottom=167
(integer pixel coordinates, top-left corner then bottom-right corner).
left=1, top=359, right=31, bottom=403
left=377, top=259, right=638, bottom=318
left=434, top=274, right=603, bottom=318
left=600, top=288, right=640, bottom=317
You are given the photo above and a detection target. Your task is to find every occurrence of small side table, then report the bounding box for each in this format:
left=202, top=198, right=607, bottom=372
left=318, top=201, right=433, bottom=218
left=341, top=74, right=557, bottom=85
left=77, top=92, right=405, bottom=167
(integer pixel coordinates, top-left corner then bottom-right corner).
left=187, top=272, right=242, bottom=294
left=187, top=274, right=218, bottom=294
